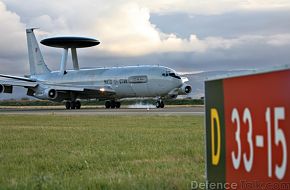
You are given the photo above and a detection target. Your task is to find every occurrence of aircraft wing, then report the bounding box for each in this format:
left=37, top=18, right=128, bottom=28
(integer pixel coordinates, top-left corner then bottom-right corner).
left=0, top=79, right=114, bottom=93
left=0, top=73, right=38, bottom=89
left=0, top=80, right=114, bottom=93
left=41, top=83, right=116, bottom=99
left=0, top=79, right=37, bottom=94
left=0, top=74, right=36, bottom=82
left=36, top=83, right=116, bottom=99
left=0, top=74, right=115, bottom=99
left=0, top=80, right=38, bottom=87
left=44, top=84, right=114, bottom=92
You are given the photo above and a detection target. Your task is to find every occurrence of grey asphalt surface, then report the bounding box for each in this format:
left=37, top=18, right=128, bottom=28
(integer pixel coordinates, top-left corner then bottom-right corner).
left=0, top=106, right=204, bottom=116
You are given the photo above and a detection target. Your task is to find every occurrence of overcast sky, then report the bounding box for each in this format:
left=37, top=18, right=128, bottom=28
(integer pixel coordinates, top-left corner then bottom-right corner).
left=0, top=0, right=290, bottom=76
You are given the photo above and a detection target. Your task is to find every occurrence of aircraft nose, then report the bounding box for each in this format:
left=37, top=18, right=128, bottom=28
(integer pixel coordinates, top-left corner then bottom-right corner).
left=181, top=77, right=189, bottom=83
left=178, top=78, right=183, bottom=87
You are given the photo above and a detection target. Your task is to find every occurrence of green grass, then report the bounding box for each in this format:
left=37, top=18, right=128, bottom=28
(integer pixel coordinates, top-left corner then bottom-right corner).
left=0, top=115, right=205, bottom=190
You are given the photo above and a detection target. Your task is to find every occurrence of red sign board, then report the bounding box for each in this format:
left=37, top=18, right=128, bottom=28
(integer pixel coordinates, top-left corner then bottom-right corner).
left=205, top=69, right=290, bottom=189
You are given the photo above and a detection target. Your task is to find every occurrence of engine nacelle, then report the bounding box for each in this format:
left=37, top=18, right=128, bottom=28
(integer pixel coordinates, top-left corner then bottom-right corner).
left=0, top=84, right=12, bottom=93
left=0, top=84, right=4, bottom=93
left=34, top=88, right=58, bottom=100
left=178, top=84, right=192, bottom=95
left=46, top=89, right=58, bottom=99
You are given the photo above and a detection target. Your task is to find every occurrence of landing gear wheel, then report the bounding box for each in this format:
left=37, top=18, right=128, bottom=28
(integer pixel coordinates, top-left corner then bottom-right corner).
left=156, top=101, right=161, bottom=108
left=110, top=100, right=116, bottom=109
left=105, top=100, right=120, bottom=109
left=75, top=101, right=81, bottom=109
left=71, top=101, right=76, bottom=109
left=160, top=101, right=165, bottom=108
left=65, top=101, right=71, bottom=109
left=105, top=101, right=111, bottom=109
left=156, top=100, right=165, bottom=109
left=116, top=102, right=121, bottom=109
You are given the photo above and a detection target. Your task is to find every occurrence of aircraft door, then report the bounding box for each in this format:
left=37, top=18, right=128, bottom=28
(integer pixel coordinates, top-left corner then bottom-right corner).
left=129, top=75, right=149, bottom=96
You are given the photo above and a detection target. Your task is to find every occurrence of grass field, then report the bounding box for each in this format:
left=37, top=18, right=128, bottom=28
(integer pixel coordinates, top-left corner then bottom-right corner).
left=0, top=115, right=205, bottom=190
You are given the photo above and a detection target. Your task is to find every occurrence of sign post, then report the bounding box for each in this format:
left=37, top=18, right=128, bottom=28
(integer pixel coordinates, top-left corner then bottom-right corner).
left=205, top=68, right=290, bottom=189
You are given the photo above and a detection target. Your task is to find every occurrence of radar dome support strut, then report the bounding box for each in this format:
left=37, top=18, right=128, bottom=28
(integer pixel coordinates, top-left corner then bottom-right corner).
left=71, top=48, right=79, bottom=70
left=40, top=36, right=100, bottom=75
left=59, top=48, right=79, bottom=75
left=60, top=48, right=68, bottom=74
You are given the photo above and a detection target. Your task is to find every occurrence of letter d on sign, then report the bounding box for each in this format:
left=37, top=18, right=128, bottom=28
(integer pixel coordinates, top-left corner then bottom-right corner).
left=211, top=108, right=221, bottom=165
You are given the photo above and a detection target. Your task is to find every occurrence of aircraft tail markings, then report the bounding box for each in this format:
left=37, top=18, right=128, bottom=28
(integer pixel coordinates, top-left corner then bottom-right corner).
left=26, top=28, right=51, bottom=75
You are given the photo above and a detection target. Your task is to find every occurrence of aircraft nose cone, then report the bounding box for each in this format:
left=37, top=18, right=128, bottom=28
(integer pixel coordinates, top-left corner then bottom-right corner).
left=179, top=77, right=184, bottom=84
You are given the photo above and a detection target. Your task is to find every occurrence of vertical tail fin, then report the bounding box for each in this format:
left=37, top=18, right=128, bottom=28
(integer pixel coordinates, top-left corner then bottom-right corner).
left=26, top=28, right=51, bottom=75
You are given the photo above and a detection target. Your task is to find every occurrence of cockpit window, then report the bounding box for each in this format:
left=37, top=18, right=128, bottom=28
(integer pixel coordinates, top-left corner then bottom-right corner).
left=169, top=72, right=181, bottom=79
left=162, top=71, right=181, bottom=79
left=162, top=73, right=168, bottom=76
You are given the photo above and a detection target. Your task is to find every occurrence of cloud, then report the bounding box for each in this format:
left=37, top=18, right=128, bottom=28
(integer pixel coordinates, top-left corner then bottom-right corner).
left=0, top=1, right=25, bottom=56
left=138, top=0, right=290, bottom=15
left=2, top=0, right=290, bottom=57
left=266, top=34, right=290, bottom=46
left=151, top=10, right=290, bottom=39
left=0, top=1, right=29, bottom=74
left=0, top=0, right=289, bottom=76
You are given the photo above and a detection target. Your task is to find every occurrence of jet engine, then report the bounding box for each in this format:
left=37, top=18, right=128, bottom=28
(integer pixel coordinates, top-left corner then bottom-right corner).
left=46, top=89, right=58, bottom=99
left=34, top=88, right=58, bottom=100
left=178, top=84, right=192, bottom=95
left=0, top=84, right=12, bottom=93
left=0, top=84, right=4, bottom=93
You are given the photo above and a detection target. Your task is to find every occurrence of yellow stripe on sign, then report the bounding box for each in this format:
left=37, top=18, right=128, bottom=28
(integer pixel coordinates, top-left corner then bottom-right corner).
left=211, top=108, right=221, bottom=165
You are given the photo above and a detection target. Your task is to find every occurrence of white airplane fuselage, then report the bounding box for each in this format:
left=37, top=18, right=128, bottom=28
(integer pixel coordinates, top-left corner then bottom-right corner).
left=32, top=65, right=184, bottom=100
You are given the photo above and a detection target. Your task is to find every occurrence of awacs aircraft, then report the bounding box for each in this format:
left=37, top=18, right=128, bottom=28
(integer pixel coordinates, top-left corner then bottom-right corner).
left=0, top=29, right=192, bottom=109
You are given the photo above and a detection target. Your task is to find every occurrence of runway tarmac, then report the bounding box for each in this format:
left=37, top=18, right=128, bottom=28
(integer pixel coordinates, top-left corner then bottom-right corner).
left=0, top=106, right=204, bottom=116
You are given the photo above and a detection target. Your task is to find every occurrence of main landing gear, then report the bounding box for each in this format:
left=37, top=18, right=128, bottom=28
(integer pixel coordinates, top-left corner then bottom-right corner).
left=156, top=99, right=165, bottom=108
left=65, top=100, right=81, bottom=109
left=105, top=100, right=121, bottom=109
